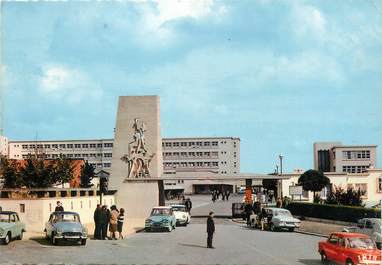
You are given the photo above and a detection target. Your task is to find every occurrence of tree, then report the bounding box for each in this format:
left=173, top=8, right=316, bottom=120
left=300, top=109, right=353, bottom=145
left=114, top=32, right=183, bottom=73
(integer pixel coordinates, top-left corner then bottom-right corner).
left=325, top=186, right=364, bottom=207
left=0, top=156, right=21, bottom=188
left=298, top=169, right=330, bottom=199
left=80, top=161, right=95, bottom=188
left=53, top=155, right=74, bottom=187
left=262, top=178, right=278, bottom=194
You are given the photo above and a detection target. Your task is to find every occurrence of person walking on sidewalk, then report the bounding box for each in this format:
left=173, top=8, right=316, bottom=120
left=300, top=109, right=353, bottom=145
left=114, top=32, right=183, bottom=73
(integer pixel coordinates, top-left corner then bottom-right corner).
left=109, top=205, right=119, bottom=240
left=185, top=198, right=192, bottom=214
left=117, top=208, right=125, bottom=239
left=206, top=211, right=215, bottom=249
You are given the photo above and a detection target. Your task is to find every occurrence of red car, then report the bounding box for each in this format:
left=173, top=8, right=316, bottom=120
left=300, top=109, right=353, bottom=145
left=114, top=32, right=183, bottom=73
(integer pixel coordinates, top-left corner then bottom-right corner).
left=318, top=232, right=381, bottom=265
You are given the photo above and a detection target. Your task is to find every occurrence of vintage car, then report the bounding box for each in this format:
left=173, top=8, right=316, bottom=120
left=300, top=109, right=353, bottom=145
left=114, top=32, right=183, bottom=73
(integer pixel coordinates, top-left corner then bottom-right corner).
left=318, top=232, right=381, bottom=265
left=262, top=207, right=301, bottom=232
left=171, top=205, right=191, bottom=226
left=343, top=218, right=381, bottom=249
left=0, top=211, right=26, bottom=245
left=145, top=206, right=176, bottom=232
left=44, top=211, right=88, bottom=246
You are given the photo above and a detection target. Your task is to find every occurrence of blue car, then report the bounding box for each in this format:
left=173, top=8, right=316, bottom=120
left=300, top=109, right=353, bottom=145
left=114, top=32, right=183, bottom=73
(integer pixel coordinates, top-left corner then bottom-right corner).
left=145, top=206, right=176, bottom=232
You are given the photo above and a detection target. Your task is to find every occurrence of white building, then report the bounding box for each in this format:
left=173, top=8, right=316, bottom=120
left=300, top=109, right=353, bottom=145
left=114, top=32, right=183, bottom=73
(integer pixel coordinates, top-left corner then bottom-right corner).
left=281, top=169, right=382, bottom=207
left=0, top=135, right=8, bottom=157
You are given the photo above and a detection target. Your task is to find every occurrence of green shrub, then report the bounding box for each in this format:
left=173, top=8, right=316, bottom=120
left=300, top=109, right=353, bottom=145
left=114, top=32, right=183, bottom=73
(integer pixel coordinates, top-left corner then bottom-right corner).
left=286, top=202, right=380, bottom=223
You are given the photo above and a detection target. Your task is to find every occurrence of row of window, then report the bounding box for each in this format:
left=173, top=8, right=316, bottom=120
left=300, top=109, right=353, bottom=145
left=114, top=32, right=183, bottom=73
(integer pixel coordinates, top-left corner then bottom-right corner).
left=89, top=162, right=111, bottom=168
left=21, top=143, right=113, bottom=150
left=21, top=153, right=112, bottom=159
left=163, top=151, right=219, bottom=158
left=163, top=141, right=219, bottom=148
left=164, top=161, right=219, bottom=168
left=342, top=165, right=369, bottom=174
left=342, top=150, right=370, bottom=160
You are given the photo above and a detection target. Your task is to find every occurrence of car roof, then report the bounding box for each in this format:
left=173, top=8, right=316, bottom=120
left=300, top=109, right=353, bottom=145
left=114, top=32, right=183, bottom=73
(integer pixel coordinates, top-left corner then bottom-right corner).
left=171, top=205, right=186, bottom=207
left=264, top=207, right=289, bottom=211
left=51, top=211, right=79, bottom=215
left=331, top=232, right=370, bottom=238
left=0, top=211, right=17, bottom=215
left=152, top=206, right=172, bottom=209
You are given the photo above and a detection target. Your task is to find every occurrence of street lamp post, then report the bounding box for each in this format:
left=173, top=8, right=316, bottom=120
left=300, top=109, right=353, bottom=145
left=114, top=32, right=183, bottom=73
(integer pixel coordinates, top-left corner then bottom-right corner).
left=278, top=154, right=284, bottom=199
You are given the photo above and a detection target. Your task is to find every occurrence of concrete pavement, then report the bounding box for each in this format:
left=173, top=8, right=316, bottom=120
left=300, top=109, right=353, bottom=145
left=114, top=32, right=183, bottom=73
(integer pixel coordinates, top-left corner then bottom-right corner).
left=0, top=219, right=323, bottom=265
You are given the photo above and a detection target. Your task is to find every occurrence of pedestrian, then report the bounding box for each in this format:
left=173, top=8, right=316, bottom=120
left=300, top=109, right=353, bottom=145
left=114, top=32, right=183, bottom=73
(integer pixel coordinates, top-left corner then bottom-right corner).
left=93, top=204, right=102, bottom=239
left=100, top=205, right=108, bottom=240
left=206, top=211, right=215, bottom=249
left=276, top=198, right=283, bottom=208
left=55, top=201, right=64, bottom=212
left=244, top=202, right=253, bottom=227
left=109, top=205, right=119, bottom=240
left=260, top=207, right=267, bottom=231
left=226, top=190, right=230, bottom=201
left=185, top=198, right=192, bottom=214
left=216, top=190, right=220, bottom=200
left=117, top=208, right=125, bottom=239
left=211, top=191, right=216, bottom=203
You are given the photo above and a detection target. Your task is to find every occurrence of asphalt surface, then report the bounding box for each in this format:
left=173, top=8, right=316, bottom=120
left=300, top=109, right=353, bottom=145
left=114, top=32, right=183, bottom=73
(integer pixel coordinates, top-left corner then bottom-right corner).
left=0, top=219, right=324, bottom=265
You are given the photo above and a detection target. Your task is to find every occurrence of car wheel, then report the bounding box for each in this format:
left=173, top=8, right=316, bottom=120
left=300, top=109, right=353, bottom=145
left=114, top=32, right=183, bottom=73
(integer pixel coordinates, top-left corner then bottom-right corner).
left=320, top=251, right=328, bottom=264
left=81, top=239, right=87, bottom=246
left=345, top=259, right=354, bottom=265
left=184, top=222, right=188, bottom=227
left=288, top=228, right=294, bottom=232
left=2, top=232, right=11, bottom=245
left=270, top=223, right=276, bottom=232
left=145, top=228, right=151, bottom=232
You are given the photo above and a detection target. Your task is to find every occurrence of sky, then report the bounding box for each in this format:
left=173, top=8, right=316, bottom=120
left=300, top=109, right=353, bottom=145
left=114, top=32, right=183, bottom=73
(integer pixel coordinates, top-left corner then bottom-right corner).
left=1, top=0, right=382, bottom=173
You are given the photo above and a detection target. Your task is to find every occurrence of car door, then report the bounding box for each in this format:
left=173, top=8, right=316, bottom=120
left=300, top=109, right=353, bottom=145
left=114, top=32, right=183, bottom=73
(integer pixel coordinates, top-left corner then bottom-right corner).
left=336, top=236, right=348, bottom=264
left=45, top=214, right=53, bottom=235
left=326, top=235, right=339, bottom=261
left=9, top=214, right=18, bottom=238
left=13, top=214, right=22, bottom=237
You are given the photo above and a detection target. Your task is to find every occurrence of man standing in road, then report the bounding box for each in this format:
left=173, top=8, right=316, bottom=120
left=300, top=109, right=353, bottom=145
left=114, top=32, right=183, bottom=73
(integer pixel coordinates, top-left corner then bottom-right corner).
left=93, top=204, right=102, bottom=239
left=185, top=198, right=192, bottom=214
left=206, top=211, right=215, bottom=249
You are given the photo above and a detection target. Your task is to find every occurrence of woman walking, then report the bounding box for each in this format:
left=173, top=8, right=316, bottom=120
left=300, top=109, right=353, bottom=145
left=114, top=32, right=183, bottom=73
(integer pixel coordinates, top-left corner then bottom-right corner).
left=117, top=208, right=125, bottom=239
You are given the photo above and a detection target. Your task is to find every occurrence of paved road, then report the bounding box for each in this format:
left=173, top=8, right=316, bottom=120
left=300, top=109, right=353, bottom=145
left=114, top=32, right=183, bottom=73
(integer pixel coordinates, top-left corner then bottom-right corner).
left=0, top=219, right=323, bottom=265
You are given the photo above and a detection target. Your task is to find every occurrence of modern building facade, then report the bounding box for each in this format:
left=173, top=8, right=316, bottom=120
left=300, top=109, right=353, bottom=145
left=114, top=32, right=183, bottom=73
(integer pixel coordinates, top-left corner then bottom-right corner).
left=314, top=142, right=377, bottom=173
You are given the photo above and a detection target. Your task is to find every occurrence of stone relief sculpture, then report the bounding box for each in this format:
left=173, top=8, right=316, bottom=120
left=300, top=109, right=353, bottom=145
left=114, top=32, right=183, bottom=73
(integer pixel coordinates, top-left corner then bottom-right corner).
left=121, top=118, right=155, bottom=178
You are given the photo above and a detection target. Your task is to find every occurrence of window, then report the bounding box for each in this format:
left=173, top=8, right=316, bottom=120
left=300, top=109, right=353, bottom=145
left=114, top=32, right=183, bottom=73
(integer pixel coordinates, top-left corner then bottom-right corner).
left=97, top=143, right=103, bottom=148
left=22, top=144, right=28, bottom=149
left=20, top=204, right=25, bottom=213
left=52, top=154, right=58, bottom=158
left=204, top=142, right=210, bottom=146
left=59, top=144, right=65, bottom=149
left=82, top=144, right=89, bottom=148
left=104, top=143, right=113, bottom=148
left=104, top=153, right=112, bottom=158
left=97, top=153, right=102, bottom=157
left=75, top=144, right=81, bottom=148
left=37, top=144, right=43, bottom=148
left=104, top=163, right=111, bottom=168
left=90, top=153, right=97, bottom=157
left=328, top=235, right=339, bottom=245
left=83, top=154, right=89, bottom=157
left=377, top=176, right=382, bottom=193
left=67, top=154, right=73, bottom=158
left=212, top=141, right=218, bottom=146
left=29, top=144, right=36, bottom=149
left=180, top=142, right=187, bottom=147
left=90, top=144, right=96, bottom=148
left=173, top=142, right=180, bottom=147
left=67, top=144, right=73, bottom=148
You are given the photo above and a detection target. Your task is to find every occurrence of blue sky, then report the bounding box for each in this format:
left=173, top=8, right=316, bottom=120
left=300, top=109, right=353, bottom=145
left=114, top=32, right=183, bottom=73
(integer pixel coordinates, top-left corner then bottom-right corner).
left=1, top=0, right=382, bottom=173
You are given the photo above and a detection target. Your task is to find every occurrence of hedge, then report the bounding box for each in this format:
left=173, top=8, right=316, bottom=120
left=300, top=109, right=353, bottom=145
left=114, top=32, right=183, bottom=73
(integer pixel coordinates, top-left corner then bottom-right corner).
left=286, top=202, right=381, bottom=223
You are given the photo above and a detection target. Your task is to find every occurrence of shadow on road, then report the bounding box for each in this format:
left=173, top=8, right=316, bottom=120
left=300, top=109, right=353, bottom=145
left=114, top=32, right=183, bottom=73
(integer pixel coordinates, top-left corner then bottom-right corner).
left=298, top=259, right=323, bottom=265
left=30, top=236, right=83, bottom=247
left=178, top=243, right=207, bottom=249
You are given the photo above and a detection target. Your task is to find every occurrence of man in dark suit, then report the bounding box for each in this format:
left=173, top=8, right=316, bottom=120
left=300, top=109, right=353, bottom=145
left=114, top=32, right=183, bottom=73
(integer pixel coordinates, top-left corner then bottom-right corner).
left=206, top=211, right=215, bottom=248
left=55, top=201, right=64, bottom=212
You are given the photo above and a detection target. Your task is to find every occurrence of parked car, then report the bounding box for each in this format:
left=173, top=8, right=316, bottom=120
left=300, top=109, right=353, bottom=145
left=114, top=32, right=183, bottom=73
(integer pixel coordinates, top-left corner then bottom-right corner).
left=0, top=211, right=26, bottom=245
left=343, top=218, right=381, bottom=249
left=262, top=207, right=301, bottom=232
left=145, top=206, right=176, bottom=232
left=44, top=211, right=87, bottom=246
left=318, top=232, right=381, bottom=265
left=171, top=205, right=190, bottom=226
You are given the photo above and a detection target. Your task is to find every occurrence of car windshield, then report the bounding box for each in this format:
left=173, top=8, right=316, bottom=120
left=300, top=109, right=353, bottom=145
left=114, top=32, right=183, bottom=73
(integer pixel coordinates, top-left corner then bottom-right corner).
left=347, top=237, right=375, bottom=249
left=274, top=210, right=292, bottom=217
left=172, top=206, right=186, bottom=212
left=0, top=214, right=10, bottom=223
left=151, top=209, right=170, bottom=216
left=52, top=213, right=80, bottom=223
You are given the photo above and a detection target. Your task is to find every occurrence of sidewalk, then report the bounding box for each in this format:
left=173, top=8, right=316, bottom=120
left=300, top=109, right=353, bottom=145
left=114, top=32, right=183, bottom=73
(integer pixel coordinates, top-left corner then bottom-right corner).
left=297, top=220, right=344, bottom=237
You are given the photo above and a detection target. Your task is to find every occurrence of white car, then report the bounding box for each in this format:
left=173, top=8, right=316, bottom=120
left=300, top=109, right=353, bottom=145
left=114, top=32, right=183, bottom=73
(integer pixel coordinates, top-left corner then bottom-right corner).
left=171, top=205, right=190, bottom=226
left=343, top=218, right=381, bottom=249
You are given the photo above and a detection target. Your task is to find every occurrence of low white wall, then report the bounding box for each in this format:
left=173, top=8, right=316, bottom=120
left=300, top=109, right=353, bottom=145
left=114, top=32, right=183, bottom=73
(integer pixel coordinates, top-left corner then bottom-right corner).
left=0, top=195, right=115, bottom=232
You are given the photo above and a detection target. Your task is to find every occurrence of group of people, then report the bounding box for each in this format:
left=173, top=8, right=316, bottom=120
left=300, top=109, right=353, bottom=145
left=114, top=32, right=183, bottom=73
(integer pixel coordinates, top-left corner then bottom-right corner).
left=211, top=190, right=231, bottom=202
left=243, top=198, right=285, bottom=229
left=93, top=204, right=125, bottom=240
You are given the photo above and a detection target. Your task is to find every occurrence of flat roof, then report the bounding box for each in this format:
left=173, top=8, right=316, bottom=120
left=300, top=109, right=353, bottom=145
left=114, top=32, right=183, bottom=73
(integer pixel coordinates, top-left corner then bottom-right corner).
left=163, top=137, right=240, bottom=141
left=332, top=145, right=377, bottom=148
left=9, top=139, right=113, bottom=143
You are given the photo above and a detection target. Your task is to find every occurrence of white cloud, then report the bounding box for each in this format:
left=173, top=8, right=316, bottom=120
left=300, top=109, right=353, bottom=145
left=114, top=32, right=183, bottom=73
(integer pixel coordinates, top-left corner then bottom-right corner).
left=156, top=0, right=214, bottom=23
left=39, top=65, right=102, bottom=104
left=291, top=2, right=326, bottom=38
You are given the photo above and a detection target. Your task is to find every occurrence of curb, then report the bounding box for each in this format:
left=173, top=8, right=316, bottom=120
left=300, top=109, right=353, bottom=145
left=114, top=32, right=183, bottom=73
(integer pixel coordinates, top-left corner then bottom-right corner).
left=295, top=230, right=327, bottom=238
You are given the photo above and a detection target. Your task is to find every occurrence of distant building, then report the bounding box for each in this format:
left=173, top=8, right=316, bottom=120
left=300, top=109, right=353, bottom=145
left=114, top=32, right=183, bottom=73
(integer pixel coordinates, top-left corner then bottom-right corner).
left=0, top=135, right=8, bottom=157
left=314, top=142, right=377, bottom=173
